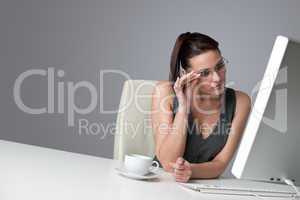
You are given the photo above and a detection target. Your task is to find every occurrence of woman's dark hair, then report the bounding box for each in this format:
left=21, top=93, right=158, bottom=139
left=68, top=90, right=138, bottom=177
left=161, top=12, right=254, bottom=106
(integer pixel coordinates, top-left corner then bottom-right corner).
left=169, top=32, right=221, bottom=82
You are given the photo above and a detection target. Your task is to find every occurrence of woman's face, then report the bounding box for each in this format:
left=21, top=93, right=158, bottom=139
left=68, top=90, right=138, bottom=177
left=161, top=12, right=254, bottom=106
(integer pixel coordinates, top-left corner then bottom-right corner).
left=187, top=50, right=226, bottom=97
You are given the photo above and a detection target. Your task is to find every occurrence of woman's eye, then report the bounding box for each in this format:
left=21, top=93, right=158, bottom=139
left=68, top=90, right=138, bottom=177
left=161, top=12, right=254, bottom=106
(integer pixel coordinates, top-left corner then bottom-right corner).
left=200, top=70, right=210, bottom=77
left=215, top=63, right=225, bottom=71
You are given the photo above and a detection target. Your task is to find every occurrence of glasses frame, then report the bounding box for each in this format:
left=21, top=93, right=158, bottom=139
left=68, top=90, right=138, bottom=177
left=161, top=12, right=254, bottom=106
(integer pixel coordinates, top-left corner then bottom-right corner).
left=179, top=57, right=229, bottom=78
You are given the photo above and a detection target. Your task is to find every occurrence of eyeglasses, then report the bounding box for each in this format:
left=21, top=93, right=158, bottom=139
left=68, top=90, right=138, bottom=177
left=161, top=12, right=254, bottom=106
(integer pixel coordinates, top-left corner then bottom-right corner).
left=180, top=57, right=228, bottom=78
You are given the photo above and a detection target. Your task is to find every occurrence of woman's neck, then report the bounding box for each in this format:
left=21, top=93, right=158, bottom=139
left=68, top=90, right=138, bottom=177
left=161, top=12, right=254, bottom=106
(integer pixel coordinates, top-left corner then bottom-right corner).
left=191, top=94, right=223, bottom=115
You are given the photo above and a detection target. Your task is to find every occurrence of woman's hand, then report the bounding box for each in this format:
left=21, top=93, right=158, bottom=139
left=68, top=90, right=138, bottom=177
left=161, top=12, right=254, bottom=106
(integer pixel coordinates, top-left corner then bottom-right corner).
left=170, top=157, right=192, bottom=182
left=173, top=71, right=200, bottom=112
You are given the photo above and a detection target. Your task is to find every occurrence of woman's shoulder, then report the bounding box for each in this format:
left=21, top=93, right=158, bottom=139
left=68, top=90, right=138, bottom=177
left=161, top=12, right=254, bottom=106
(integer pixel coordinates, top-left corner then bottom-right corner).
left=231, top=89, right=251, bottom=115
left=225, top=88, right=250, bottom=102
left=153, top=80, right=175, bottom=96
left=235, top=90, right=251, bottom=105
left=155, top=80, right=174, bottom=88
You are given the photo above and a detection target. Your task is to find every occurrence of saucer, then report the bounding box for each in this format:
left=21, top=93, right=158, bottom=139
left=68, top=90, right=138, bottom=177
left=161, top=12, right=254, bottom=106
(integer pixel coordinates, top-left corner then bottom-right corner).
left=115, top=166, right=160, bottom=180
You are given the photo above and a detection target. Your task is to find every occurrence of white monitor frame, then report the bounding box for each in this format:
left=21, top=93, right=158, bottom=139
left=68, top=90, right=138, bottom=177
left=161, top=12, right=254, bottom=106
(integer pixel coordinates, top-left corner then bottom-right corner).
left=231, top=35, right=300, bottom=185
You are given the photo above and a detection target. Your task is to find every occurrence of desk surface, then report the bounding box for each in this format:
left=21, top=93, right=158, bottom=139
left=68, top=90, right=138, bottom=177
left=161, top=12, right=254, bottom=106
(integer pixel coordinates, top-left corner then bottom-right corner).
left=0, top=140, right=296, bottom=200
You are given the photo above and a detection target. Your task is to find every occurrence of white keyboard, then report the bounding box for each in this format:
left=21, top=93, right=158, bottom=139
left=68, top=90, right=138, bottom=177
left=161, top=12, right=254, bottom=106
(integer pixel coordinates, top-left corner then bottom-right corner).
left=180, top=183, right=297, bottom=198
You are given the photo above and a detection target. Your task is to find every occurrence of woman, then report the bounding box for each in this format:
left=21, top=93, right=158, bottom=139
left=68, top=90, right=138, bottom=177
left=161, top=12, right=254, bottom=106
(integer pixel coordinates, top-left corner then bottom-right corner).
left=151, top=32, right=251, bottom=182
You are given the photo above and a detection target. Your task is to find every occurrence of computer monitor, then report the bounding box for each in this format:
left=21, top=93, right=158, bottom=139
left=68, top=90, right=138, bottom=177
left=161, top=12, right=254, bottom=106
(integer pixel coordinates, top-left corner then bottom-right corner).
left=231, top=35, right=300, bottom=186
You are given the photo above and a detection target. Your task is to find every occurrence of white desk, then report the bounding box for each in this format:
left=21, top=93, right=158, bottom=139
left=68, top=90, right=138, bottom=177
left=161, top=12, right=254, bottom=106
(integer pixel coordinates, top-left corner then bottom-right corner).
left=0, top=140, right=296, bottom=200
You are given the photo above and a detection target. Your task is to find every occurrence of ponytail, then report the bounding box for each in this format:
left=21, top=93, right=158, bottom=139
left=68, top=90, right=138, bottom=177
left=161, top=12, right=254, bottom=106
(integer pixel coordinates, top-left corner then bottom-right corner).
left=169, top=32, right=191, bottom=82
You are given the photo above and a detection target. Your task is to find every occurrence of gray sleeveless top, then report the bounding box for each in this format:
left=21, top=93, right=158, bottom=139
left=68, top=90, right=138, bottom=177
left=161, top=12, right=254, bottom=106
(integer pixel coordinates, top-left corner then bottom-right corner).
left=153, top=87, right=236, bottom=166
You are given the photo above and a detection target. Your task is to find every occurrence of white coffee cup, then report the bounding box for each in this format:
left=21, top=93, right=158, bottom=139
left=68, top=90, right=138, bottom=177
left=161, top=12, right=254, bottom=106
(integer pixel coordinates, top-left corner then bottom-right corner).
left=124, top=154, right=159, bottom=175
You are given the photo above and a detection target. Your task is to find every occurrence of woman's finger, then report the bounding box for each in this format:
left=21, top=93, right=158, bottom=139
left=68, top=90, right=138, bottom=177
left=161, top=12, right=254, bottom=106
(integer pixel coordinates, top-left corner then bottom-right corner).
left=176, top=157, right=185, bottom=165
left=174, top=78, right=184, bottom=95
left=175, top=72, right=199, bottom=96
left=174, top=172, right=186, bottom=179
left=179, top=72, right=199, bottom=87
left=185, top=75, right=200, bottom=87
left=173, top=163, right=185, bottom=170
left=169, top=162, right=185, bottom=171
left=183, top=74, right=199, bottom=86
left=175, top=176, right=189, bottom=183
left=174, top=169, right=186, bottom=176
left=175, top=175, right=186, bottom=181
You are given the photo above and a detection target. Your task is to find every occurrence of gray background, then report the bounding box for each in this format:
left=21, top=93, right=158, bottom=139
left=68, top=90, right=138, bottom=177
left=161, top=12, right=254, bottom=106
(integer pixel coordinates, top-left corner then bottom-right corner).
left=0, top=0, right=300, bottom=175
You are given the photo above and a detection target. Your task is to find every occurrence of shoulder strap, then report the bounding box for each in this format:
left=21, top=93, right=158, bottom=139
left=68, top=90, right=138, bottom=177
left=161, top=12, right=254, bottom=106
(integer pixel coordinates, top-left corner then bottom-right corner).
left=225, top=87, right=236, bottom=123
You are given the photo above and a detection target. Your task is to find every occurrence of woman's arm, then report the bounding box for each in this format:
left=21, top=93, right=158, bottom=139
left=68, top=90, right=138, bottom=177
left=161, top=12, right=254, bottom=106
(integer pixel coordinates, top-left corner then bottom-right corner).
left=190, top=90, right=251, bottom=179
left=151, top=81, right=189, bottom=172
